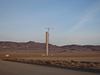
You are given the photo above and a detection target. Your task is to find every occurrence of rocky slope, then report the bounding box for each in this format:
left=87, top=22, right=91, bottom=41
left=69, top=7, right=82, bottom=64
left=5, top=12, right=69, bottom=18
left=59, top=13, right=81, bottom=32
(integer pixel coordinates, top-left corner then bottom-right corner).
left=0, top=41, right=100, bottom=53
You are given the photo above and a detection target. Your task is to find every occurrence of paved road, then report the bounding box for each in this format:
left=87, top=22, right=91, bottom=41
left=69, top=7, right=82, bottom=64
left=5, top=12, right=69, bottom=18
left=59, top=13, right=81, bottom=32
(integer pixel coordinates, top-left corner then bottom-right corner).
left=0, top=60, right=99, bottom=75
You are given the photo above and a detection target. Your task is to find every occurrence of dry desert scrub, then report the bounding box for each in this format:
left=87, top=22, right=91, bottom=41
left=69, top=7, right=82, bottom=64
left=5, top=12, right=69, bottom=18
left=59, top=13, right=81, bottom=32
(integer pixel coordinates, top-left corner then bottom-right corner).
left=79, top=63, right=87, bottom=69
left=3, top=57, right=100, bottom=73
left=90, top=62, right=96, bottom=68
left=71, top=62, right=76, bottom=67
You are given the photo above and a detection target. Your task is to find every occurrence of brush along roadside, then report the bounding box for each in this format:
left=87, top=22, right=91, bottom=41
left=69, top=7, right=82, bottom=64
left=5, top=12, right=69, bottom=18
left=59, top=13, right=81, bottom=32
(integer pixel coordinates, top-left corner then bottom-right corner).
left=3, top=58, right=100, bottom=73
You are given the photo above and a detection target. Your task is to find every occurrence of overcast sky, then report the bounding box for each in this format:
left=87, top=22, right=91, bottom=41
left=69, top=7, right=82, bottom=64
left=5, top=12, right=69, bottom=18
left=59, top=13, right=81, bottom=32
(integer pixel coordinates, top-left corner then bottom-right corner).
left=0, top=0, right=100, bottom=46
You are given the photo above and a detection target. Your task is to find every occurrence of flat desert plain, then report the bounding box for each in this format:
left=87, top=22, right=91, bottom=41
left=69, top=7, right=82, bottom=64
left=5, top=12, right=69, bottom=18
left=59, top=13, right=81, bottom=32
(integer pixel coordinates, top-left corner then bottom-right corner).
left=0, top=52, right=100, bottom=75
left=0, top=52, right=100, bottom=62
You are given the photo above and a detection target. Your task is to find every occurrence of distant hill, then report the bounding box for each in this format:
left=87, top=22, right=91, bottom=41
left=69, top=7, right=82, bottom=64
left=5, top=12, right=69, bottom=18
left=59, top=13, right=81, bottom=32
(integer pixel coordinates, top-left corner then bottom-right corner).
left=0, top=41, right=100, bottom=53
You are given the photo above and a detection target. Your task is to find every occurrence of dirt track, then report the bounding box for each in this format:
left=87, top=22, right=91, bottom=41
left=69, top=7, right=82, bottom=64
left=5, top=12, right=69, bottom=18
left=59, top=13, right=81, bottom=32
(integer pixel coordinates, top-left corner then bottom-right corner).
left=0, top=60, right=99, bottom=75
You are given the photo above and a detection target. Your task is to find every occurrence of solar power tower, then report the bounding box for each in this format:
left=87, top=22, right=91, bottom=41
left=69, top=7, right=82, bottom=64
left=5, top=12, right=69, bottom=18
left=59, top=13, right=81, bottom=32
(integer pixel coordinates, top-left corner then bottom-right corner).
left=45, top=28, right=53, bottom=56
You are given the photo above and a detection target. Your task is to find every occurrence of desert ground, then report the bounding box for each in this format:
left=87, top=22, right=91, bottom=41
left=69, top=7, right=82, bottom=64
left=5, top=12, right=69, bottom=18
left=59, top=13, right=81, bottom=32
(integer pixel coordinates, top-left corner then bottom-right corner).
left=0, top=52, right=100, bottom=75
left=0, top=60, right=99, bottom=75
left=0, top=52, right=100, bottom=62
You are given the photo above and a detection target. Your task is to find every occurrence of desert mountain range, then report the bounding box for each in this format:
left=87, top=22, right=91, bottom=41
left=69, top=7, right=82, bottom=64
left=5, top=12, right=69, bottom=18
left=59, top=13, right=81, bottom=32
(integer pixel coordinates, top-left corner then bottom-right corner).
left=0, top=41, right=100, bottom=53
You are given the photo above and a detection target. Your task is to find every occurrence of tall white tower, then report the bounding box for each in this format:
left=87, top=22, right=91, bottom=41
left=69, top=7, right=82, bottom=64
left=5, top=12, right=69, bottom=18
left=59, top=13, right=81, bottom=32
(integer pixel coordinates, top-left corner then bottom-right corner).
left=46, top=32, right=49, bottom=56
left=45, top=28, right=53, bottom=56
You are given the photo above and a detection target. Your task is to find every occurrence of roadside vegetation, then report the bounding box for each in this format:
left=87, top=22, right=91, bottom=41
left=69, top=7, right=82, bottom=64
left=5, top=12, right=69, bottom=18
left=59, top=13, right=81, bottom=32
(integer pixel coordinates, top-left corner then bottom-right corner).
left=2, top=57, right=100, bottom=73
left=0, top=53, right=100, bottom=73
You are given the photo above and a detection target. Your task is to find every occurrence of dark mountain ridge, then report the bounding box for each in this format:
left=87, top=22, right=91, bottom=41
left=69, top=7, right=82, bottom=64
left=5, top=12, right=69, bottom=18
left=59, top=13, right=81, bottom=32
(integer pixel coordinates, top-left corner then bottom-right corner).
left=0, top=41, right=100, bottom=53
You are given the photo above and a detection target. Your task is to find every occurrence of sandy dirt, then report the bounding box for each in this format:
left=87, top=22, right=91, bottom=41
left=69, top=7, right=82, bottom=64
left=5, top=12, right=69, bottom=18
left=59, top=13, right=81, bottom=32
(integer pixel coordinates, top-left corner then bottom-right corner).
left=0, top=60, right=99, bottom=75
